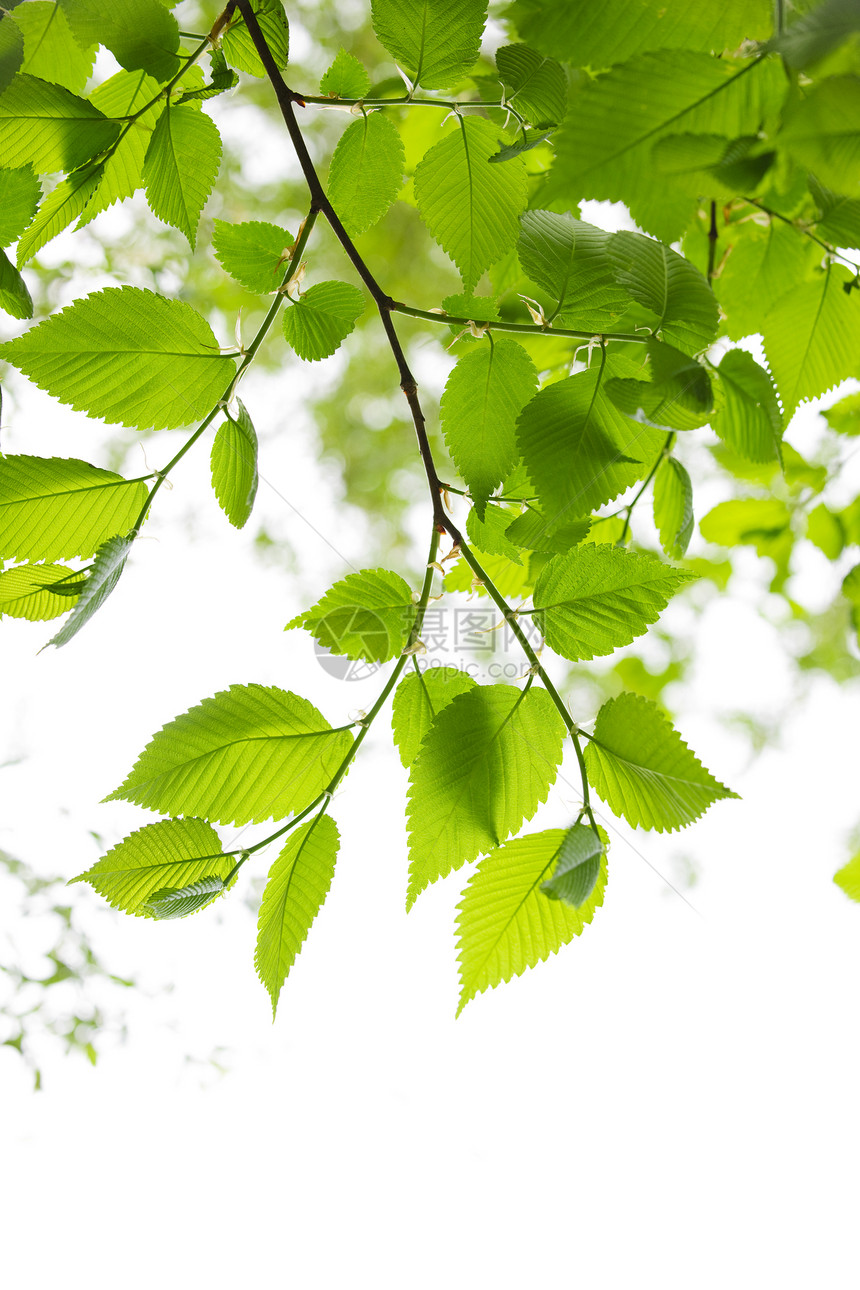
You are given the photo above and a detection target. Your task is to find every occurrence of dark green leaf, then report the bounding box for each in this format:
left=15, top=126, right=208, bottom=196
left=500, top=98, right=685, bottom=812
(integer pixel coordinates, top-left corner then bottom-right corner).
left=540, top=823, right=604, bottom=906
left=495, top=43, right=566, bottom=128
left=46, top=532, right=131, bottom=647
left=608, top=230, right=718, bottom=355
left=713, top=349, right=782, bottom=463
left=0, top=245, right=32, bottom=318
left=518, top=210, right=631, bottom=332
left=145, top=875, right=226, bottom=920
left=61, top=0, right=181, bottom=81
left=0, top=12, right=24, bottom=96
left=0, top=164, right=40, bottom=245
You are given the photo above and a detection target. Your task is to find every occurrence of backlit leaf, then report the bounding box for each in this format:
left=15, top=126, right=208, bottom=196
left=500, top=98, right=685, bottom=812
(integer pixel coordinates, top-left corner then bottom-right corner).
left=282, top=280, right=365, bottom=360
left=16, top=160, right=103, bottom=264
left=653, top=457, right=694, bottom=558
left=144, top=875, right=226, bottom=920
left=15, top=0, right=95, bottom=93
left=495, top=43, right=566, bottom=129
left=0, top=246, right=32, bottom=319
left=713, top=349, right=782, bottom=463
left=608, top=230, right=718, bottom=355
left=0, top=164, right=40, bottom=245
left=540, top=823, right=604, bottom=906
left=370, top=0, right=487, bottom=90
left=63, top=0, right=181, bottom=81
left=142, top=104, right=222, bottom=247
left=392, top=666, right=477, bottom=767
left=210, top=399, right=258, bottom=529
left=212, top=218, right=294, bottom=293
left=517, top=210, right=631, bottom=332
left=319, top=48, right=370, bottom=98
left=286, top=568, right=414, bottom=662
left=327, top=112, right=404, bottom=237
left=0, top=562, right=81, bottom=621
left=0, top=73, right=119, bottom=173
left=46, top=532, right=132, bottom=647
left=222, top=0, right=289, bottom=77
left=780, top=77, right=860, bottom=194
left=763, top=265, right=860, bottom=421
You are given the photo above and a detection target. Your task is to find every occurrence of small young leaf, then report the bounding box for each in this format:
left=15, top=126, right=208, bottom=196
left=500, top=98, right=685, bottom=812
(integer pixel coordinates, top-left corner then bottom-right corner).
left=14, top=0, right=95, bottom=93
left=0, top=455, right=148, bottom=562
left=495, top=44, right=566, bottom=128
left=0, top=246, right=32, bottom=319
left=145, top=875, right=226, bottom=920
left=210, top=400, right=258, bottom=530
left=653, top=457, right=694, bottom=559
left=466, top=504, right=523, bottom=562
left=327, top=113, right=404, bottom=237
left=72, top=818, right=233, bottom=916
left=608, top=229, right=718, bottom=356
left=763, top=265, right=860, bottom=422
left=319, top=48, right=370, bottom=98
left=406, top=684, right=567, bottom=908
left=455, top=827, right=607, bottom=1014
left=175, top=50, right=238, bottom=104
left=0, top=165, right=40, bottom=246
left=490, top=129, right=553, bottom=163
left=0, top=73, right=120, bottom=173
left=46, top=532, right=132, bottom=648
left=439, top=338, right=537, bottom=519
left=540, top=823, right=604, bottom=906
left=505, top=508, right=591, bottom=554
left=532, top=544, right=696, bottom=662
left=370, top=0, right=488, bottom=91
left=106, top=684, right=353, bottom=827
left=0, top=286, right=235, bottom=430
left=282, top=280, right=365, bottom=360
left=392, top=666, right=477, bottom=767
left=212, top=218, right=294, bottom=294
left=286, top=568, right=415, bottom=662
left=713, top=349, right=782, bottom=463
left=0, top=562, right=81, bottom=621
left=255, top=814, right=339, bottom=1018
left=222, top=0, right=289, bottom=77
left=414, top=116, right=528, bottom=292
left=142, top=105, right=222, bottom=247
left=17, top=161, right=104, bottom=265
left=584, top=692, right=738, bottom=831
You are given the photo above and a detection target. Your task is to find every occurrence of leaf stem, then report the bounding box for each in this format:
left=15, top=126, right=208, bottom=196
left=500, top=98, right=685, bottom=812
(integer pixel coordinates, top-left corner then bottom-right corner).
left=391, top=301, right=649, bottom=345
left=743, top=196, right=860, bottom=275
left=615, top=431, right=675, bottom=546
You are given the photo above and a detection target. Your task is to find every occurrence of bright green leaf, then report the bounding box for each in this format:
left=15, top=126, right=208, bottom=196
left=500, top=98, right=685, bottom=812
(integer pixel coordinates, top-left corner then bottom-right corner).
left=439, top=338, right=537, bottom=519
left=806, top=504, right=844, bottom=560
left=319, top=48, right=370, bottom=98
left=780, top=77, right=860, bottom=194
left=763, top=265, right=860, bottom=421
left=0, top=73, right=119, bottom=173
left=699, top=497, right=791, bottom=552
left=653, top=457, right=694, bottom=558
left=286, top=568, right=414, bottom=662
left=0, top=286, right=235, bottom=430
left=608, top=230, right=718, bottom=355
left=16, top=160, right=103, bottom=264
left=540, top=823, right=604, bottom=906
left=716, top=218, right=816, bottom=342
left=505, top=507, right=591, bottom=554
left=0, top=164, right=40, bottom=245
left=0, top=246, right=32, bottom=318
left=62, top=0, right=181, bottom=80
left=834, top=850, right=860, bottom=903
left=80, top=67, right=165, bottom=224
left=455, top=827, right=607, bottom=1014
left=771, top=0, right=860, bottom=69
left=605, top=340, right=714, bottom=431
left=392, top=665, right=477, bottom=767
left=327, top=112, right=404, bottom=237
left=255, top=814, right=339, bottom=1017
left=713, top=349, right=782, bottom=463
left=210, top=399, right=258, bottom=530
left=370, top=0, right=487, bottom=90
left=811, top=176, right=860, bottom=250
left=222, top=0, right=289, bottom=77
left=46, top=531, right=131, bottom=647
left=465, top=504, right=523, bottom=562
left=517, top=210, right=631, bottom=332
left=15, top=1, right=95, bottom=93
left=0, top=14, right=24, bottom=96
left=0, top=454, right=147, bottom=562
left=144, top=874, right=227, bottom=920
left=212, top=218, right=294, bottom=293
left=533, top=544, right=695, bottom=661
left=142, top=104, right=221, bottom=247
left=495, top=44, right=566, bottom=128
left=0, top=561, right=81, bottom=620
left=106, top=684, right=353, bottom=826
left=71, top=817, right=232, bottom=916
left=406, top=683, right=566, bottom=908
left=282, top=280, right=365, bottom=360
left=584, top=691, right=737, bottom=831
left=823, top=390, right=860, bottom=435
left=414, top=115, right=528, bottom=292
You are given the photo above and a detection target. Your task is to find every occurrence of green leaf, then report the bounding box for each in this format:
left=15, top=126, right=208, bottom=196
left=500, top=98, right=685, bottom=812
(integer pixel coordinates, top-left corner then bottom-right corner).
left=210, top=400, right=258, bottom=530
left=713, top=349, right=782, bottom=463
left=823, top=390, right=860, bottom=435
left=80, top=68, right=165, bottom=224
left=255, top=814, right=339, bottom=1018
left=444, top=546, right=536, bottom=600
left=515, top=360, right=665, bottom=521
left=392, top=666, right=477, bottom=767
left=222, top=0, right=289, bottom=77
left=0, top=562, right=81, bottom=621
left=607, top=230, right=718, bottom=355
left=517, top=210, right=631, bottom=332
left=406, top=683, right=567, bottom=908
left=0, top=14, right=24, bottom=97
left=505, top=507, right=591, bottom=554
left=834, top=849, right=860, bottom=902
left=716, top=218, right=816, bottom=342
left=370, top=0, right=487, bottom=90
left=495, top=44, right=566, bottom=129
left=763, top=265, right=860, bottom=421
left=0, top=454, right=148, bottom=561
left=286, top=568, right=414, bottom=662
left=540, top=823, right=604, bottom=906
left=71, top=817, right=233, bottom=916
left=542, top=53, right=785, bottom=241
left=806, top=504, right=844, bottom=560
left=584, top=691, right=737, bottom=831
left=175, top=49, right=238, bottom=104
left=212, top=218, right=293, bottom=294
left=319, top=48, right=370, bottom=98
left=46, top=532, right=131, bottom=648
left=62, top=0, right=181, bottom=81
left=16, top=160, right=103, bottom=264
left=0, top=286, right=235, bottom=430
left=465, top=504, right=522, bottom=562
left=699, top=497, right=791, bottom=552
left=780, top=77, right=860, bottom=194
left=0, top=164, right=40, bottom=245
left=507, top=0, right=772, bottom=66
left=327, top=112, right=404, bottom=237
left=106, top=684, right=353, bottom=826
left=605, top=340, right=714, bottom=431
left=144, top=875, right=226, bottom=920
left=0, top=73, right=120, bottom=173
left=489, top=129, right=553, bottom=163
left=455, top=827, right=607, bottom=1014
left=439, top=338, right=537, bottom=520
left=532, top=544, right=695, bottom=661
left=282, top=280, right=365, bottom=361
left=653, top=457, right=694, bottom=559
left=142, top=104, right=221, bottom=247
left=770, top=0, right=860, bottom=69
left=811, top=176, right=860, bottom=250
left=14, top=1, right=95, bottom=93
left=414, top=115, right=528, bottom=292
left=0, top=245, right=32, bottom=318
